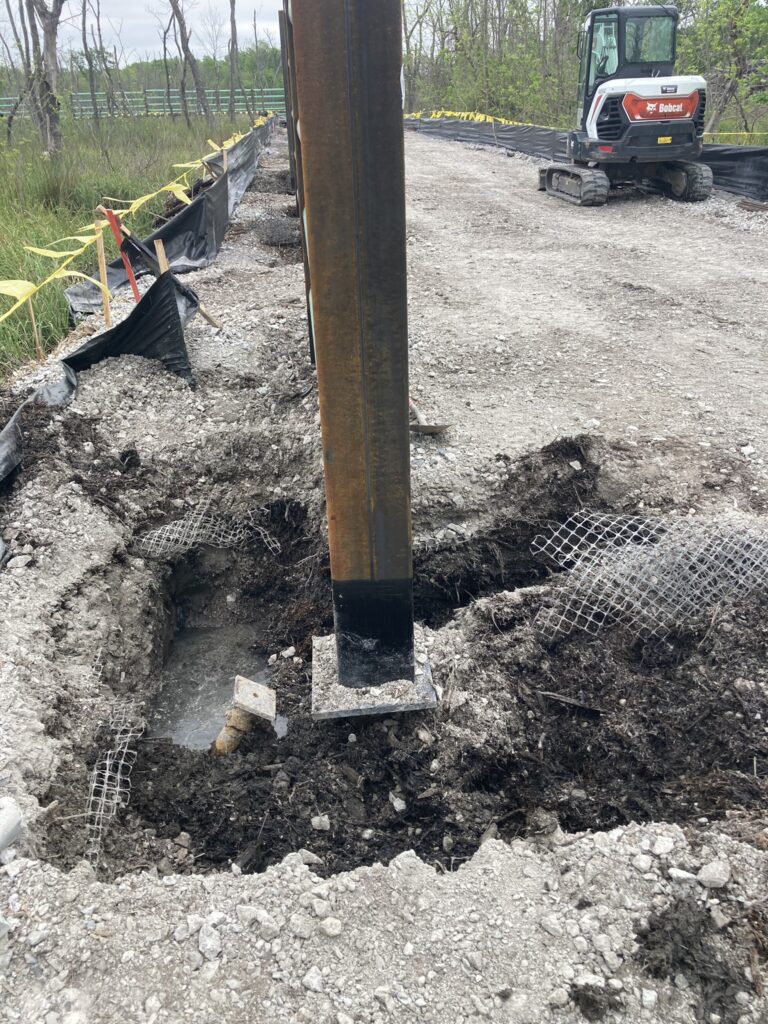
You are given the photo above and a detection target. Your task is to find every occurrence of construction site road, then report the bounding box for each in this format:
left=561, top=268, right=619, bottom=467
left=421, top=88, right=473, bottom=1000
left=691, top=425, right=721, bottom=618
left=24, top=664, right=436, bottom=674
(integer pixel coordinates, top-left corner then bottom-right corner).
left=405, top=132, right=768, bottom=486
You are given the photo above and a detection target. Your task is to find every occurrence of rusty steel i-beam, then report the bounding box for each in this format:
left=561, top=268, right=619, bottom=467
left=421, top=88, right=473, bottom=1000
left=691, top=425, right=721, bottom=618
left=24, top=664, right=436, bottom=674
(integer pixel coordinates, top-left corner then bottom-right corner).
left=277, top=10, right=297, bottom=193
left=290, top=0, right=414, bottom=689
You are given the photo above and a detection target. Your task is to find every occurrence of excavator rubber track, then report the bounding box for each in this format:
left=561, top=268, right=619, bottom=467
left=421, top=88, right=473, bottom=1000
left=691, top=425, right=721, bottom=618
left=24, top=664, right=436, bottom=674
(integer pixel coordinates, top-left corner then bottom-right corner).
left=651, top=161, right=714, bottom=202
left=539, top=164, right=610, bottom=207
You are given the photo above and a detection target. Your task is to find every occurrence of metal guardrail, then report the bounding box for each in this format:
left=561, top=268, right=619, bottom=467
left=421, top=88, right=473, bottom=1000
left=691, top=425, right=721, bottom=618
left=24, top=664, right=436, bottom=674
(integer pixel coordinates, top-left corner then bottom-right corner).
left=0, top=87, right=285, bottom=118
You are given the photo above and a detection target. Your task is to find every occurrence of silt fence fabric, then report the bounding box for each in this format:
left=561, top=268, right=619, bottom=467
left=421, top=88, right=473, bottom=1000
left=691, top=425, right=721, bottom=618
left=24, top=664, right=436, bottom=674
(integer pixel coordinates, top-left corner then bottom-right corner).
left=405, top=117, right=768, bottom=201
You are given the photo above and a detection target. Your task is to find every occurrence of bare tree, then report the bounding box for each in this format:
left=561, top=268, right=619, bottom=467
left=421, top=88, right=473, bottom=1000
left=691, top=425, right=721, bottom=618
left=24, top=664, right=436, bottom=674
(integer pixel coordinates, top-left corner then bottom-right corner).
left=80, top=0, right=99, bottom=122
left=6, top=0, right=66, bottom=150
left=201, top=0, right=224, bottom=108
left=167, top=0, right=213, bottom=128
left=161, top=11, right=176, bottom=117
left=227, top=0, right=238, bottom=117
left=149, top=5, right=178, bottom=118
left=226, top=0, right=251, bottom=119
left=170, top=8, right=191, bottom=126
left=0, top=18, right=26, bottom=141
left=29, top=0, right=64, bottom=94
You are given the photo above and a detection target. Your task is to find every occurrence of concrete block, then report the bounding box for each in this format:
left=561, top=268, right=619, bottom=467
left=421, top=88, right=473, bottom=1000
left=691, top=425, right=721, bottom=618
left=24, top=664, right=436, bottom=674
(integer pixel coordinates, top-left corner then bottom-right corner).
left=233, top=675, right=277, bottom=722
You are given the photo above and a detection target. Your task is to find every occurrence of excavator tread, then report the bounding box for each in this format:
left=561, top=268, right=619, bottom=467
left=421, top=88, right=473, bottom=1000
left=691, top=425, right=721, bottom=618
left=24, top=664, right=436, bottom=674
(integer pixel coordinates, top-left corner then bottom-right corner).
left=542, top=164, right=610, bottom=207
left=678, top=162, right=714, bottom=202
left=652, top=161, right=714, bottom=202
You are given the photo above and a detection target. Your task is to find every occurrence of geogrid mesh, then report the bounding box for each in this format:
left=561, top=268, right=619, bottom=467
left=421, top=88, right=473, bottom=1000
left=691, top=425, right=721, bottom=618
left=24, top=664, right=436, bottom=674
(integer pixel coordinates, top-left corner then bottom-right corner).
left=136, top=503, right=281, bottom=559
left=85, top=701, right=145, bottom=864
left=532, top=510, right=768, bottom=641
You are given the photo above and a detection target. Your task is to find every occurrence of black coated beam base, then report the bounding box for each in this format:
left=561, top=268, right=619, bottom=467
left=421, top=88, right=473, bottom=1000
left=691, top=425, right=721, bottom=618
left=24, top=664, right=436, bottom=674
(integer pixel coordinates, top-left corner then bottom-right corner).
left=332, top=579, right=414, bottom=687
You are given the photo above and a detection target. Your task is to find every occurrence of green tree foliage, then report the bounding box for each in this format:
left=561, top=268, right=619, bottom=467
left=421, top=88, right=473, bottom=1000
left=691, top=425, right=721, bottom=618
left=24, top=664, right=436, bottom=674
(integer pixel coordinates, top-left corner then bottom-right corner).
left=56, top=42, right=283, bottom=97
left=403, top=0, right=768, bottom=131
left=677, top=0, right=768, bottom=131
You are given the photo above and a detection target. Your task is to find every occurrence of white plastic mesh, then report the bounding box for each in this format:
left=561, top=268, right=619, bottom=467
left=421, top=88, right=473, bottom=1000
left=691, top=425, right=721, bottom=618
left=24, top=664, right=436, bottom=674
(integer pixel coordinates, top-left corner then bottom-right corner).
left=532, top=510, right=768, bottom=641
left=85, top=701, right=145, bottom=864
left=137, top=503, right=281, bottom=559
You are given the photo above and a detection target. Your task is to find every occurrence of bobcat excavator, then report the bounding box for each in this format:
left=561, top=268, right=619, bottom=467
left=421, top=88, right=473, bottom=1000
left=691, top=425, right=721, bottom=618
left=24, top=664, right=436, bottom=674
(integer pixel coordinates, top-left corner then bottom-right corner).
left=539, top=5, right=713, bottom=206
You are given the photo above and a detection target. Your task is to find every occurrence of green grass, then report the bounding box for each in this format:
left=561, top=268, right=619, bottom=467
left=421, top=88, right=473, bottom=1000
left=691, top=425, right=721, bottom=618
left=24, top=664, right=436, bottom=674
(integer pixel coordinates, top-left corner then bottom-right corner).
left=0, top=114, right=252, bottom=381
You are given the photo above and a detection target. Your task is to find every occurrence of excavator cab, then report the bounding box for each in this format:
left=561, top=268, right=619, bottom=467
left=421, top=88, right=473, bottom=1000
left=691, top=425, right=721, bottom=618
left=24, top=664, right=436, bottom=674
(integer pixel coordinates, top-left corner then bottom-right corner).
left=577, top=6, right=677, bottom=129
left=539, top=5, right=713, bottom=206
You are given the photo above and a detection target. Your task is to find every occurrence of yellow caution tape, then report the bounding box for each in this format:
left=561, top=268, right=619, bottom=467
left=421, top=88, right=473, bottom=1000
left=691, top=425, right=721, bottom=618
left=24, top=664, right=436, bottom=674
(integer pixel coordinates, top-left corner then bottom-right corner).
left=406, top=109, right=564, bottom=132
left=408, top=110, right=768, bottom=142
left=0, top=280, right=37, bottom=301
left=51, top=268, right=112, bottom=299
left=0, top=116, right=276, bottom=326
left=25, top=245, right=93, bottom=260
left=704, top=131, right=768, bottom=141
left=0, top=251, right=81, bottom=323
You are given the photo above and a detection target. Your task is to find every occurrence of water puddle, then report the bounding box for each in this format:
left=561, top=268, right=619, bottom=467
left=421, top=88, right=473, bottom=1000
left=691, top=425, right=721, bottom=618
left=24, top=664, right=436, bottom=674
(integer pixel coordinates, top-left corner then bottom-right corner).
left=146, top=624, right=273, bottom=749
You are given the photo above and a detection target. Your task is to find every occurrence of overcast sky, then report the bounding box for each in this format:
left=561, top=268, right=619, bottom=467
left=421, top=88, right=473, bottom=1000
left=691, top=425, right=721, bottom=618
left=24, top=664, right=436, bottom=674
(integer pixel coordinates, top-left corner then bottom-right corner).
left=57, top=1, right=282, bottom=61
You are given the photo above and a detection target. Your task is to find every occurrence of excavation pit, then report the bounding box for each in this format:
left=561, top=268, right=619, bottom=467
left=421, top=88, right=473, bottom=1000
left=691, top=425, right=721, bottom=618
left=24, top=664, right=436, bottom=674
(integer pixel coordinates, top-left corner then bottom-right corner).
left=23, top=434, right=768, bottom=882
left=38, top=522, right=768, bottom=883
left=145, top=625, right=274, bottom=750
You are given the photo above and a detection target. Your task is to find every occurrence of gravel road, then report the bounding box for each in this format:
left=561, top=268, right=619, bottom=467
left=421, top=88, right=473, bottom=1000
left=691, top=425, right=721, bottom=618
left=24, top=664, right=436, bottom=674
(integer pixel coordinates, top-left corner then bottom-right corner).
left=406, top=133, right=768, bottom=480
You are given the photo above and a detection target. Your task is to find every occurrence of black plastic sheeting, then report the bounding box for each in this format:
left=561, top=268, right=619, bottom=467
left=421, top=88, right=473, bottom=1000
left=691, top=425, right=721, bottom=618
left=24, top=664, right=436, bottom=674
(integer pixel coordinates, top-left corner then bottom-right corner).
left=405, top=117, right=768, bottom=201
left=67, top=121, right=273, bottom=315
left=0, top=273, right=194, bottom=485
left=208, top=128, right=260, bottom=216
left=405, top=117, right=569, bottom=161
left=698, top=144, right=768, bottom=201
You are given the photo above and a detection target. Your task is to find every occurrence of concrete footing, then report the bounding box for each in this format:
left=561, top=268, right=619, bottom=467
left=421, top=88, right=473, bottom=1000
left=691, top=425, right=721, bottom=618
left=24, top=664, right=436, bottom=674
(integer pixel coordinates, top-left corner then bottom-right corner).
left=311, top=627, right=437, bottom=721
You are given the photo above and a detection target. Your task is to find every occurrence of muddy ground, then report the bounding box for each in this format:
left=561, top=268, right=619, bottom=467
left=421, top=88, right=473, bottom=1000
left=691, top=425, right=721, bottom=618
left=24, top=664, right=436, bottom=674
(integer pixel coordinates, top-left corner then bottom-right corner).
left=1, top=130, right=768, bottom=1023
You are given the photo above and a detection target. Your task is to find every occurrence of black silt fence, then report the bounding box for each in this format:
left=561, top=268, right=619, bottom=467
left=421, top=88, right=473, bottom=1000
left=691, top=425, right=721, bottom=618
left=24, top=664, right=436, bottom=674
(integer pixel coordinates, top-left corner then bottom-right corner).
left=405, top=118, right=768, bottom=201
left=1, top=119, right=276, bottom=494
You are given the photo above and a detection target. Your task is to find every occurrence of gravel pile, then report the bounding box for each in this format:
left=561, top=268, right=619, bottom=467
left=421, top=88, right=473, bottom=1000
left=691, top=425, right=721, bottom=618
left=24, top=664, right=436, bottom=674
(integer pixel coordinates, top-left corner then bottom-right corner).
left=3, top=824, right=766, bottom=1023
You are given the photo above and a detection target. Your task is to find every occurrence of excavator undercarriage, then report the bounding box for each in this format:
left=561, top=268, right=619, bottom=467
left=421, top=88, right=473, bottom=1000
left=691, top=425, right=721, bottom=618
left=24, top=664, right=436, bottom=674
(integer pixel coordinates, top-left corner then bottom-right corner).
left=538, top=160, right=713, bottom=207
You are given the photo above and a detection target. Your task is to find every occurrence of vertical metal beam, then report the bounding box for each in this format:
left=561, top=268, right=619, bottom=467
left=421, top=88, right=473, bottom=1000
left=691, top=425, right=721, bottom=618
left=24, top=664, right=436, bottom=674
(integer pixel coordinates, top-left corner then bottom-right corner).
left=277, top=10, right=297, bottom=192
left=291, top=0, right=413, bottom=687
left=282, top=1, right=315, bottom=365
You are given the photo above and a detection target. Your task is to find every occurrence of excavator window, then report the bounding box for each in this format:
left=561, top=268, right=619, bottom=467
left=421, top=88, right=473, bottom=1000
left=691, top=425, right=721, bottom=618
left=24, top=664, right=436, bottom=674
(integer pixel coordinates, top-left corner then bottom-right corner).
left=588, top=13, right=619, bottom=91
left=625, top=15, right=676, bottom=63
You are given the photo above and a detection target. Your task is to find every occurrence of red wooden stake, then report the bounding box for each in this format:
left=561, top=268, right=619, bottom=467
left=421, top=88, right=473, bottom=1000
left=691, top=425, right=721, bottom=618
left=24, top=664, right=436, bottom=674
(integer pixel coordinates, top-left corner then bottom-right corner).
left=102, top=207, right=141, bottom=303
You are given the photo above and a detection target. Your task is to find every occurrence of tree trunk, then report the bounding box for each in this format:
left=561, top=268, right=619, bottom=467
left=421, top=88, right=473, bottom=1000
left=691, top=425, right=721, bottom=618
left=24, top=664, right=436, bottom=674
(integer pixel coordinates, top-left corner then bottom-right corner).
left=705, top=79, right=739, bottom=134
left=168, top=0, right=213, bottom=129
left=162, top=13, right=176, bottom=119
left=4, top=0, right=59, bottom=149
left=26, top=0, right=61, bottom=151
left=81, top=0, right=100, bottom=124
left=228, top=0, right=237, bottom=118
left=172, top=16, right=192, bottom=128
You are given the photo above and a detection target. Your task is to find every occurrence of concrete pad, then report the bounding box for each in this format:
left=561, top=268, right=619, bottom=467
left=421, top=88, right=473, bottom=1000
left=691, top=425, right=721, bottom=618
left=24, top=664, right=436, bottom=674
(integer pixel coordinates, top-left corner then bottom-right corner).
left=311, top=627, right=437, bottom=721
left=233, top=675, right=277, bottom=722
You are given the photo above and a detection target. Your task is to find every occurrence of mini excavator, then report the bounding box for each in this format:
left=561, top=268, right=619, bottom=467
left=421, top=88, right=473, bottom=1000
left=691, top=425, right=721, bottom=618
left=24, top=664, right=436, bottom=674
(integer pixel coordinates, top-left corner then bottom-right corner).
left=539, top=5, right=713, bottom=206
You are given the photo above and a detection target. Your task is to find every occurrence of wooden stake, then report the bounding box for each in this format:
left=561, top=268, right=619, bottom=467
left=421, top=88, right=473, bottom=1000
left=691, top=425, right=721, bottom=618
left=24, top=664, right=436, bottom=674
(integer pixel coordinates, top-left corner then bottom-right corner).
left=154, top=239, right=170, bottom=274
left=27, top=297, right=43, bottom=361
left=95, top=228, right=112, bottom=328
left=222, top=147, right=228, bottom=173
left=105, top=210, right=223, bottom=331
left=97, top=205, right=141, bottom=303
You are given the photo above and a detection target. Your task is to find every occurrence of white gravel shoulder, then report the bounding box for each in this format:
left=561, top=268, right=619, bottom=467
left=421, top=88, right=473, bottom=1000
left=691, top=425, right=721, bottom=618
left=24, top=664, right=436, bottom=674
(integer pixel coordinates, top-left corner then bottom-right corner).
left=3, top=825, right=766, bottom=1023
